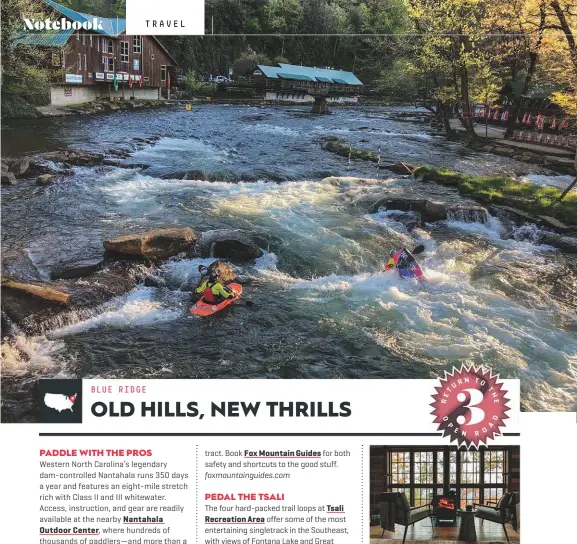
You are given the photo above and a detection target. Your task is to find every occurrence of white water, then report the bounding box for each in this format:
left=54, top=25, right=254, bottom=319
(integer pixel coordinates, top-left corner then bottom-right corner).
left=6, top=178, right=577, bottom=408
left=3, top=104, right=577, bottom=411
left=50, top=287, right=183, bottom=337
left=520, top=173, right=575, bottom=191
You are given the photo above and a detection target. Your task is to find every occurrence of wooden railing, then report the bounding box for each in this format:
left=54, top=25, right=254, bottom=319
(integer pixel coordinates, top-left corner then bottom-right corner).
left=510, top=130, right=577, bottom=151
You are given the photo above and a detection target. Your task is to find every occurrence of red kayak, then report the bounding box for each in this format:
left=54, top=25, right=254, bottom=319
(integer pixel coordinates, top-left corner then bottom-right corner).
left=387, top=248, right=426, bottom=281
left=189, top=283, right=243, bottom=317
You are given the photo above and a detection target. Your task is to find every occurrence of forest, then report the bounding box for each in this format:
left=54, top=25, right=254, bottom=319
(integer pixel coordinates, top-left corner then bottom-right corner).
left=1, top=0, right=576, bottom=129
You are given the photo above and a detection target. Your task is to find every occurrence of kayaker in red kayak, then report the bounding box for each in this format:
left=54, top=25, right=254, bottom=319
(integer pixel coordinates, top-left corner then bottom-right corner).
left=192, top=261, right=239, bottom=304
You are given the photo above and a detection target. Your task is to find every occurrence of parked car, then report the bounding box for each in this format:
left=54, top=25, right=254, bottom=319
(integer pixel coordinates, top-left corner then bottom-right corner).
left=213, top=75, right=231, bottom=84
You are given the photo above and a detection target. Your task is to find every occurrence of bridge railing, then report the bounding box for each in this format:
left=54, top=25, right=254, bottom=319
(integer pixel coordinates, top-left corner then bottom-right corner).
left=217, top=79, right=363, bottom=97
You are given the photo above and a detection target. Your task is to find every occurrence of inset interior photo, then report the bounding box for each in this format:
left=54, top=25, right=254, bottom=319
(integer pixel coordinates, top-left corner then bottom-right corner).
left=369, top=445, right=520, bottom=543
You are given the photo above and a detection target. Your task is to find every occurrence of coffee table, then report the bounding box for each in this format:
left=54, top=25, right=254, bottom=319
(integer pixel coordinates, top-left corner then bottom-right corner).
left=457, top=509, right=478, bottom=542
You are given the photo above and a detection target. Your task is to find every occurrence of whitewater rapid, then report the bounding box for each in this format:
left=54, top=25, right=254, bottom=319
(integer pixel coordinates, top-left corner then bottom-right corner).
left=2, top=106, right=576, bottom=413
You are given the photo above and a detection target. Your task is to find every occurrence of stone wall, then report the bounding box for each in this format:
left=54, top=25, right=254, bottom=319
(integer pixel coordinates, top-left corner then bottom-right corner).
left=50, top=85, right=162, bottom=106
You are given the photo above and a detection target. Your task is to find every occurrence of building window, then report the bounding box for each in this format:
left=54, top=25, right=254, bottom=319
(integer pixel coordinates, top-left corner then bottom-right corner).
left=61, top=51, right=65, bottom=68
left=391, top=451, right=410, bottom=486
left=97, top=37, right=99, bottom=52
left=102, top=38, right=113, bottom=54
left=460, top=451, right=480, bottom=485
left=414, top=452, right=434, bottom=485
left=90, top=35, right=93, bottom=48
left=103, top=56, right=115, bottom=73
left=133, top=35, right=141, bottom=53
left=120, top=42, right=129, bottom=63
left=84, top=54, right=87, bottom=70
left=385, top=449, right=507, bottom=509
left=51, top=51, right=60, bottom=66
left=78, top=53, right=81, bottom=73
left=160, top=65, right=166, bottom=81
left=82, top=34, right=85, bottom=45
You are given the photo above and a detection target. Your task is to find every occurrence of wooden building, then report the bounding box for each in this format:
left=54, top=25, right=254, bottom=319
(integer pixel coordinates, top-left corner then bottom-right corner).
left=250, top=63, right=363, bottom=105
left=13, top=0, right=178, bottom=105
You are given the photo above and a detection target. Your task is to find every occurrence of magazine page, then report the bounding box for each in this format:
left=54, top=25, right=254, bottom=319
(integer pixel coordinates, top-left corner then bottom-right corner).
left=1, top=1, right=576, bottom=544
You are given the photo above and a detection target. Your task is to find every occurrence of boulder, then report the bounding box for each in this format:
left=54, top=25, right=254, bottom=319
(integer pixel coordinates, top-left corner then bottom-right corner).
left=27, top=158, right=61, bottom=176
left=383, top=211, right=422, bottom=232
left=322, top=140, right=341, bottom=152
left=1, top=172, right=17, bottom=185
left=490, top=205, right=539, bottom=226
left=185, top=170, right=207, bottom=181
left=415, top=169, right=462, bottom=186
left=519, top=152, right=540, bottom=164
left=383, top=161, right=416, bottom=175
left=104, top=227, right=198, bottom=261
left=50, top=257, right=104, bottom=280
left=195, top=230, right=263, bottom=263
left=493, top=146, right=515, bottom=157
left=45, top=150, right=104, bottom=167
left=2, top=249, right=43, bottom=282
left=103, top=159, right=121, bottom=167
left=143, top=275, right=161, bottom=288
left=107, top=149, right=131, bottom=158
left=36, top=174, right=55, bottom=186
left=539, top=233, right=577, bottom=253
left=8, top=157, right=30, bottom=176
left=538, top=215, right=571, bottom=234
left=370, top=198, right=448, bottom=222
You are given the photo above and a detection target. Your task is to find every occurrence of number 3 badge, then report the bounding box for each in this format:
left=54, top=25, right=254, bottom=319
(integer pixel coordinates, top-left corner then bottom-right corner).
left=430, top=365, right=510, bottom=449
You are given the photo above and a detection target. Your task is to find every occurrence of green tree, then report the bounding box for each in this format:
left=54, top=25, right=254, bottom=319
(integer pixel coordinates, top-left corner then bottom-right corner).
left=264, top=0, right=303, bottom=33
left=1, top=0, right=54, bottom=116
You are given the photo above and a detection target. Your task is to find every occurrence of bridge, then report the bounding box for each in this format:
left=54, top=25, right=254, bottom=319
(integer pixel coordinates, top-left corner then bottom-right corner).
left=223, top=63, right=364, bottom=113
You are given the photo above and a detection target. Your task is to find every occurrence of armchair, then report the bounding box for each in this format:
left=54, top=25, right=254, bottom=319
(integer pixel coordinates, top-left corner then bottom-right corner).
left=380, top=492, right=434, bottom=544
left=474, top=492, right=513, bottom=543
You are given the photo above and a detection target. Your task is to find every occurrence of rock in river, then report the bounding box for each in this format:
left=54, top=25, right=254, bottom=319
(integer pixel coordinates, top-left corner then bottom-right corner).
left=382, top=161, right=416, bottom=175
left=104, top=227, right=199, bottom=261
left=8, top=157, right=30, bottom=176
left=36, top=174, right=55, bottom=186
left=1, top=172, right=17, bottom=185
left=50, top=257, right=104, bottom=280
left=539, top=232, right=577, bottom=253
left=194, top=230, right=263, bottom=263
left=370, top=198, right=448, bottom=222
left=45, top=150, right=104, bottom=167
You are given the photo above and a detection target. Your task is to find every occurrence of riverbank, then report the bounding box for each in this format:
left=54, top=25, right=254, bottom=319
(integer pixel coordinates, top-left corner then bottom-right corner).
left=3, top=96, right=367, bottom=120
left=36, top=99, right=182, bottom=118
left=414, top=166, right=577, bottom=229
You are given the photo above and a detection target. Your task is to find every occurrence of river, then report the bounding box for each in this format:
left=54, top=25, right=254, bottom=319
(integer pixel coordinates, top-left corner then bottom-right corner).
left=2, top=105, right=576, bottom=414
